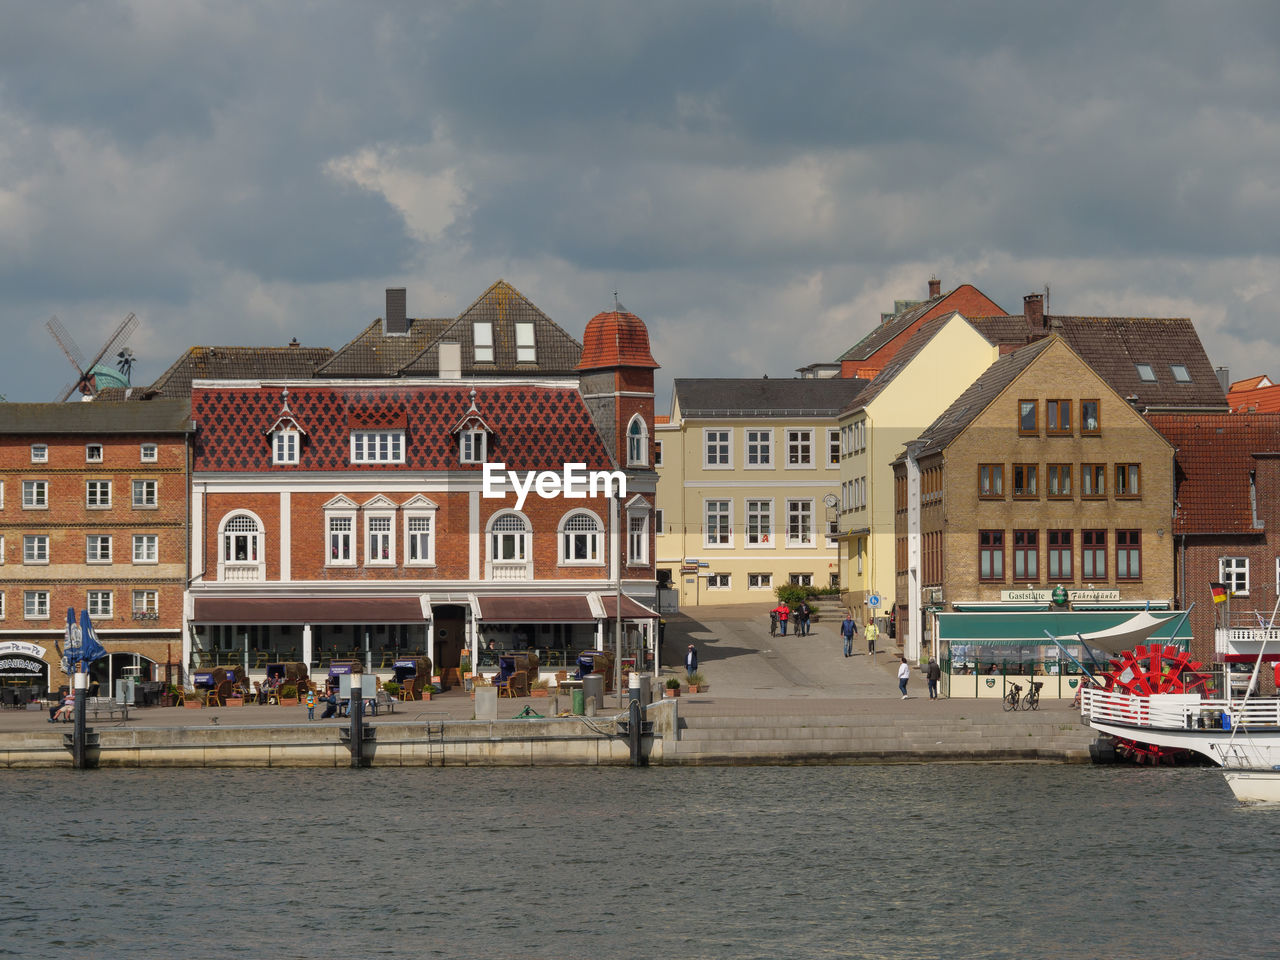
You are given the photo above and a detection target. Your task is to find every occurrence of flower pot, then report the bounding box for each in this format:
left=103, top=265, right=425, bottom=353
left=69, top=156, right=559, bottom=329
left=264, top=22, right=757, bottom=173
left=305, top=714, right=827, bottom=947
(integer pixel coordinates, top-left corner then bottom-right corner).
left=184, top=699, right=202, bottom=709
left=224, top=697, right=244, bottom=707
left=530, top=688, right=549, bottom=698
left=663, top=687, right=679, bottom=698
left=279, top=697, right=299, bottom=707
left=686, top=685, right=699, bottom=694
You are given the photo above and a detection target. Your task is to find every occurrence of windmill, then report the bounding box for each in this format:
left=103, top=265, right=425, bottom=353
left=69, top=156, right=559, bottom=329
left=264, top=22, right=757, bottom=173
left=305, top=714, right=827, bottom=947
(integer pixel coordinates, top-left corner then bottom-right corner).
left=46, top=313, right=139, bottom=401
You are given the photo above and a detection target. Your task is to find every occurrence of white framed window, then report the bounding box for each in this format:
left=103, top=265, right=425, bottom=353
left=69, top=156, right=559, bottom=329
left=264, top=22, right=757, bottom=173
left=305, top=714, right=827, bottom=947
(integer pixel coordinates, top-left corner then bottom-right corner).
left=560, top=510, right=603, bottom=565
left=133, top=534, right=158, bottom=564
left=219, top=512, right=264, bottom=580
left=132, top=589, right=159, bottom=618
left=1220, top=557, right=1249, bottom=597
left=24, top=590, right=49, bottom=619
left=30, top=444, right=48, bottom=463
left=87, top=590, right=112, bottom=618
left=746, top=499, right=773, bottom=547
left=86, top=480, right=112, bottom=509
left=706, top=573, right=730, bottom=589
left=474, top=321, right=494, bottom=362
left=516, top=321, right=536, bottom=362
left=273, top=429, right=300, bottom=465
left=350, top=431, right=405, bottom=464
left=0, top=592, right=4, bottom=618
left=0, top=535, right=4, bottom=563
left=132, top=479, right=158, bottom=508
left=488, top=511, right=532, bottom=580
left=654, top=439, right=664, bottom=467
left=628, top=513, right=648, bottom=566
left=705, top=500, right=732, bottom=547
left=745, top=429, right=773, bottom=468
left=328, top=515, right=354, bottom=566
left=786, top=429, right=814, bottom=467
left=23, top=535, right=49, bottom=564
left=366, top=514, right=394, bottom=565
left=789, top=573, right=813, bottom=587
left=460, top=429, right=487, bottom=464
left=704, top=429, right=731, bottom=468
left=627, top=415, right=648, bottom=467
left=786, top=499, right=814, bottom=546
left=140, top=443, right=158, bottom=463
left=854, top=420, right=867, bottom=453
left=22, top=481, right=47, bottom=509
left=748, top=573, right=772, bottom=589
left=406, top=515, right=434, bottom=566
left=0, top=480, right=4, bottom=509
left=86, top=443, right=103, bottom=463
left=827, top=428, right=840, bottom=467
left=87, top=535, right=113, bottom=564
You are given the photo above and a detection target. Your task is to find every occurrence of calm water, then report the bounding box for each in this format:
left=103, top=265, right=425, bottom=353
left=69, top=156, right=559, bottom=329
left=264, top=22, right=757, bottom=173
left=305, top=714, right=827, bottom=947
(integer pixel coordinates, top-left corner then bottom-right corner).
left=1, top=764, right=1275, bottom=959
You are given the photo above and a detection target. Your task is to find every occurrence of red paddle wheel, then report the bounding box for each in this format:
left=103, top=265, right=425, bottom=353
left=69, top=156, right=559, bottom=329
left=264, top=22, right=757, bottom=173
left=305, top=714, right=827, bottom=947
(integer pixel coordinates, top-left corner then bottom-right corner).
left=1098, top=644, right=1208, bottom=764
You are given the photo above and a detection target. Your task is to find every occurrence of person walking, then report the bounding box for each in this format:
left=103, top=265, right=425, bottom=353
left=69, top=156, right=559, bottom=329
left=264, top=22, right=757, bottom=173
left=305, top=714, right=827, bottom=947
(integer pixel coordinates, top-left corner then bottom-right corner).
left=775, top=603, right=790, bottom=636
left=840, top=613, right=857, bottom=657
left=686, top=643, right=698, bottom=676
left=797, top=600, right=811, bottom=637
left=898, top=657, right=911, bottom=699
left=926, top=657, right=942, bottom=700
left=865, top=617, right=879, bottom=654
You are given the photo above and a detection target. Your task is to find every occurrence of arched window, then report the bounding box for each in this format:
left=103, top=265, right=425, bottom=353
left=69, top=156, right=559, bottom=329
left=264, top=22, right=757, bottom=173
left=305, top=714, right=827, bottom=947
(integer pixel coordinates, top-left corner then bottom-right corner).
left=559, top=510, right=603, bottom=564
left=488, top=511, right=531, bottom=580
left=218, top=512, right=265, bottom=581
left=627, top=415, right=648, bottom=466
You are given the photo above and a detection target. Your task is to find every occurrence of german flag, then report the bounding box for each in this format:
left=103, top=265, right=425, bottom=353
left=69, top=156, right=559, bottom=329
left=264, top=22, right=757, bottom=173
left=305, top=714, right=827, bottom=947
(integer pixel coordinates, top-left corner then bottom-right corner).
left=1210, top=582, right=1228, bottom=604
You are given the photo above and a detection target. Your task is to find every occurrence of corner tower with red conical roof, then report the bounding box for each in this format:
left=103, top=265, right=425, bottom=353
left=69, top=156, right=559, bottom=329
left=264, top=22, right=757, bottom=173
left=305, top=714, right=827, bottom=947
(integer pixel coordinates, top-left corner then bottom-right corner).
left=577, top=308, right=660, bottom=471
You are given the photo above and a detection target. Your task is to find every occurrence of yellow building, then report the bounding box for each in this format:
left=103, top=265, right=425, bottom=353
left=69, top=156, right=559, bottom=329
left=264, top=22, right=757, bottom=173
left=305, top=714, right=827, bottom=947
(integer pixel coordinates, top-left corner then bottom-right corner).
left=836, top=313, right=1004, bottom=627
left=655, top=378, right=867, bottom=606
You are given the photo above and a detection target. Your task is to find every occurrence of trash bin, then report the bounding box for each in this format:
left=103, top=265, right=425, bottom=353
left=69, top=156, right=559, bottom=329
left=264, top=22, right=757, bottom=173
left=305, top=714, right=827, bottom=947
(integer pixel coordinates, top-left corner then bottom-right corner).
left=571, top=688, right=585, bottom=716
left=583, top=673, right=604, bottom=711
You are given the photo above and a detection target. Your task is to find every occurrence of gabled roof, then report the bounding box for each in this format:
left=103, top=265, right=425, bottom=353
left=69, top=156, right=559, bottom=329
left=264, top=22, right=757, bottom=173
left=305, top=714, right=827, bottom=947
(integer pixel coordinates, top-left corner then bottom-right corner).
left=0, top=399, right=194, bottom=434
left=101, top=345, right=334, bottom=400
left=911, top=339, right=1054, bottom=456
left=673, top=378, right=870, bottom=419
left=842, top=312, right=981, bottom=413
left=192, top=383, right=614, bottom=472
left=1146, top=413, right=1280, bottom=534
left=969, top=314, right=1225, bottom=409
left=837, top=283, right=1008, bottom=365
left=316, top=316, right=454, bottom=377
left=1228, top=378, right=1280, bottom=413
left=1231, top=375, right=1272, bottom=392
left=399, top=280, right=583, bottom=376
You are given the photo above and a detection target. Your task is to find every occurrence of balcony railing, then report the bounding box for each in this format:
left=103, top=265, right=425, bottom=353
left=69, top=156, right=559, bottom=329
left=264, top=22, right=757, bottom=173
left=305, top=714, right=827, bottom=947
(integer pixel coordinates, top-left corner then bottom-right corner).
left=223, top=563, right=262, bottom=582
left=489, top=562, right=531, bottom=581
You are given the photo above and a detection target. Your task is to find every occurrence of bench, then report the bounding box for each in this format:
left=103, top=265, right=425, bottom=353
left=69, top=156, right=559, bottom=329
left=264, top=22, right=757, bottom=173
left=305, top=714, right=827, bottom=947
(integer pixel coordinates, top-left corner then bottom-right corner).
left=371, top=690, right=397, bottom=715
left=87, top=698, right=129, bottom=721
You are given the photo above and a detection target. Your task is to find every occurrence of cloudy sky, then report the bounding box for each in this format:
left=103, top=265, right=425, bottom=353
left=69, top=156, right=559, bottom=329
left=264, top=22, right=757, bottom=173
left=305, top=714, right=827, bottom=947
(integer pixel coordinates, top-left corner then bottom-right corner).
left=3, top=1, right=1279, bottom=409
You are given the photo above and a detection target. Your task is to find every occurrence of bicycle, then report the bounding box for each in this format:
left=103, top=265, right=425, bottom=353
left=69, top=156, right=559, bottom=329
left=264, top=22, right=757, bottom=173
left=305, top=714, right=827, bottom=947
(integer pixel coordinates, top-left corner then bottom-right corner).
left=1002, top=681, right=1023, bottom=712
left=1022, top=681, right=1043, bottom=711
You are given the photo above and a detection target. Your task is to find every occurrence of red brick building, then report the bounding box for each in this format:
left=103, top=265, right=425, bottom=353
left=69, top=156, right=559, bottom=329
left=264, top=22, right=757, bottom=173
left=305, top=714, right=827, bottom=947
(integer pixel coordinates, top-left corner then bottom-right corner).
left=0, top=401, right=192, bottom=695
left=184, top=294, right=660, bottom=683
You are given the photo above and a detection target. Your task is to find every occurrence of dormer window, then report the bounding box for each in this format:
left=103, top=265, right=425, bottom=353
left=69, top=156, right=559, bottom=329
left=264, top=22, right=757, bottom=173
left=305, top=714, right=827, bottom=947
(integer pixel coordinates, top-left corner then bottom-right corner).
left=267, top=388, right=307, bottom=466
left=461, top=428, right=487, bottom=464
left=627, top=414, right=648, bottom=466
left=516, top=321, right=536, bottom=362
left=30, top=444, right=47, bottom=463
left=85, top=444, right=103, bottom=463
left=474, top=321, right=494, bottom=362
left=351, top=430, right=404, bottom=463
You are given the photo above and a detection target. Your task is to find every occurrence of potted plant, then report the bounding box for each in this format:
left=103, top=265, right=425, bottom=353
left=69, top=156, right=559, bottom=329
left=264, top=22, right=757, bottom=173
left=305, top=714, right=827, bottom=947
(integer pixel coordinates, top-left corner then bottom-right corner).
left=161, top=684, right=179, bottom=708
left=664, top=676, right=681, bottom=698
left=530, top=678, right=550, bottom=698
left=686, top=671, right=705, bottom=694
left=224, top=690, right=244, bottom=707
left=383, top=680, right=401, bottom=700
left=279, top=684, right=299, bottom=707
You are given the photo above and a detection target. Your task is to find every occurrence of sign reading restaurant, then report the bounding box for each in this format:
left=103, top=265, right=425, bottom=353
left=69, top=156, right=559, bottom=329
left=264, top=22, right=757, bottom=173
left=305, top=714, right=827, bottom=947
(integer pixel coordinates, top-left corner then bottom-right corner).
left=1000, top=588, right=1122, bottom=603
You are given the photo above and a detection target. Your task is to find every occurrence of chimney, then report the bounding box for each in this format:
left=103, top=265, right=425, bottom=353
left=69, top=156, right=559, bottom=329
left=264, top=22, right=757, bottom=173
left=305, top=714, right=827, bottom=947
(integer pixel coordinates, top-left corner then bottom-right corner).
left=928, top=276, right=941, bottom=298
left=1023, top=293, right=1045, bottom=333
left=385, top=287, right=408, bottom=335
left=1216, top=366, right=1230, bottom=394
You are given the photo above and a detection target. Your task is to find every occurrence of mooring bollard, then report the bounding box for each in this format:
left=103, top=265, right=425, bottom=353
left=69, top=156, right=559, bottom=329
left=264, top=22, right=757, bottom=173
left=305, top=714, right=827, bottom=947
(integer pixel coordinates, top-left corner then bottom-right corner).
left=628, top=673, right=643, bottom=766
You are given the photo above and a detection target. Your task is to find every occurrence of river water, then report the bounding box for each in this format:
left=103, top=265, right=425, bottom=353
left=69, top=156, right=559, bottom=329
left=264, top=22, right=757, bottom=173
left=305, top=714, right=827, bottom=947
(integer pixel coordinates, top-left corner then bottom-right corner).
left=1, top=764, right=1275, bottom=959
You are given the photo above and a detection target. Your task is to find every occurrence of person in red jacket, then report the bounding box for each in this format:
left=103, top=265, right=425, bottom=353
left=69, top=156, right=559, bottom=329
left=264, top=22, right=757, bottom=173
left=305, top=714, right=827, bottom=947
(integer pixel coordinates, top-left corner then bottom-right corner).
left=773, top=603, right=791, bottom=635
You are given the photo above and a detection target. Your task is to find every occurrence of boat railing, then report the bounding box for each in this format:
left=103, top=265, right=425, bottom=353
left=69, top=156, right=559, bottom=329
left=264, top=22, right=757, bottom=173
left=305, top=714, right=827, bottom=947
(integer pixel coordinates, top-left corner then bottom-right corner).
left=1081, top=688, right=1280, bottom=730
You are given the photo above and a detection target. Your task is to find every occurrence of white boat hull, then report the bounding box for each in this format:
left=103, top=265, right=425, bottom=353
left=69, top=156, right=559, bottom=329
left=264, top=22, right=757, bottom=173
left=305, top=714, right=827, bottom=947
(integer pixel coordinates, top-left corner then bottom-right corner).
left=1223, top=770, right=1280, bottom=803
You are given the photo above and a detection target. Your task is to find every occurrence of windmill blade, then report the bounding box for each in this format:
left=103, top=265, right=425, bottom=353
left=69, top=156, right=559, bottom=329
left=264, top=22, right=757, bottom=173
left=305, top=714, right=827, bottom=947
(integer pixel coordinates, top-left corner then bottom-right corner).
left=55, top=381, right=76, bottom=403
left=81, top=313, right=138, bottom=377
left=46, top=315, right=87, bottom=373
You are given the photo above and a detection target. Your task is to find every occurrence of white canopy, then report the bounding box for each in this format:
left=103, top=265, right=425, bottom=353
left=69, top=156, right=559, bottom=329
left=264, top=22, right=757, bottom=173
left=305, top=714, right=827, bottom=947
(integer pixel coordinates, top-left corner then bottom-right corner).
left=1073, top=611, right=1168, bottom=656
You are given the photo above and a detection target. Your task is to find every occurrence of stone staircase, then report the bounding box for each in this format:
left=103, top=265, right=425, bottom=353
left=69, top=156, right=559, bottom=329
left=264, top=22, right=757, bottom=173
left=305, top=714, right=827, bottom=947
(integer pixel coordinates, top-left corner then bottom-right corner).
left=665, top=712, right=1095, bottom=764
left=805, top=596, right=845, bottom=625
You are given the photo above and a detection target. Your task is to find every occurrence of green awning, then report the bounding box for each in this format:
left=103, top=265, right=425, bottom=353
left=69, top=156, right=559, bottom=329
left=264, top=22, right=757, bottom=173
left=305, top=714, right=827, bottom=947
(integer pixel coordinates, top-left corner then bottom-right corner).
left=937, top=610, right=1191, bottom=646
left=951, top=604, right=1050, bottom=612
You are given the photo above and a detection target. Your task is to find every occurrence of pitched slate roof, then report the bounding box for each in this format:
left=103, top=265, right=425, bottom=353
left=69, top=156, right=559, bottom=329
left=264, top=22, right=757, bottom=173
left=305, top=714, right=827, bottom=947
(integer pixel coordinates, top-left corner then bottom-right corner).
left=99, top=345, right=334, bottom=400
left=911, top=339, right=1053, bottom=455
left=315, top=316, right=454, bottom=377
left=192, top=383, right=614, bottom=472
left=673, top=378, right=870, bottom=418
left=969, top=314, right=1224, bottom=409
left=0, top=399, right=193, bottom=434
left=1146, top=413, right=1280, bottom=534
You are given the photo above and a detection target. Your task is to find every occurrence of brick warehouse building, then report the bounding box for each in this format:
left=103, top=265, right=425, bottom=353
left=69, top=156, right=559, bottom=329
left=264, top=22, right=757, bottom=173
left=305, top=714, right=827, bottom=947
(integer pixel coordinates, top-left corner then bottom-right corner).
left=0, top=401, right=192, bottom=695
left=184, top=304, right=660, bottom=684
